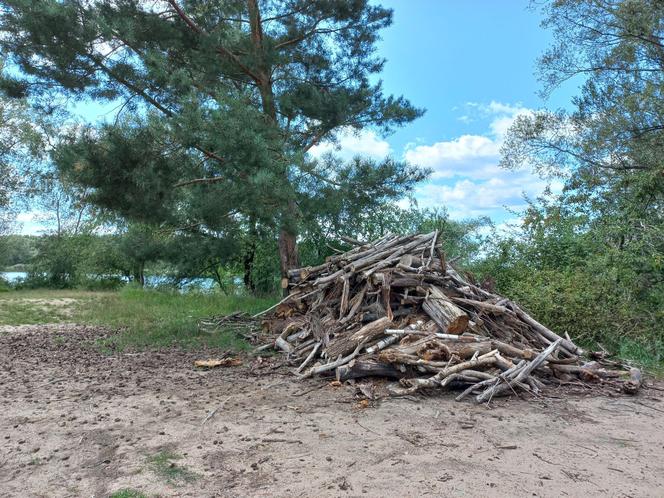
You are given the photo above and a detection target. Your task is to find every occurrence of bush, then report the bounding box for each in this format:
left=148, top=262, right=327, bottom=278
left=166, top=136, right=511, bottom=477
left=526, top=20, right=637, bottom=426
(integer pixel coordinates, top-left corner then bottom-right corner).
left=472, top=234, right=664, bottom=369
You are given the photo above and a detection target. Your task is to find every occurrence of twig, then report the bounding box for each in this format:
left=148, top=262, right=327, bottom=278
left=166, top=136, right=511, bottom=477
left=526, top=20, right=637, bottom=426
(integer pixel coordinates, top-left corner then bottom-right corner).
left=202, top=396, right=231, bottom=425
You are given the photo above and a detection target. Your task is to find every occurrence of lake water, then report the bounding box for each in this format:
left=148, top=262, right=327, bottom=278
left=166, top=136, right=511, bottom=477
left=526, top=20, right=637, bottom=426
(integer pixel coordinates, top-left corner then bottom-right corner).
left=2, top=271, right=26, bottom=282
left=1, top=271, right=216, bottom=290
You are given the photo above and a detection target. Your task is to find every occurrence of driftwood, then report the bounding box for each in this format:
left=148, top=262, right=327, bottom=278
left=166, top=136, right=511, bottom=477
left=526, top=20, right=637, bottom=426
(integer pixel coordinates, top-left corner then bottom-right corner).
left=256, top=231, right=641, bottom=401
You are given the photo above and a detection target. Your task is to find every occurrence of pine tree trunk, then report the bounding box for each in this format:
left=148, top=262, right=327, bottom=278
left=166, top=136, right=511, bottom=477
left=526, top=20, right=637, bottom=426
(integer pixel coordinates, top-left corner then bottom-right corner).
left=278, top=226, right=299, bottom=295
left=248, top=0, right=300, bottom=294
left=243, top=244, right=256, bottom=293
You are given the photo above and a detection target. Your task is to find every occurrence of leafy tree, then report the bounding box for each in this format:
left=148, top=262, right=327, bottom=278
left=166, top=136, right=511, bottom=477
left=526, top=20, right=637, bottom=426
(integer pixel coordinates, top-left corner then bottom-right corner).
left=0, top=0, right=425, bottom=287
left=115, top=223, right=167, bottom=286
left=0, top=96, right=46, bottom=233
left=495, top=0, right=664, bottom=362
left=502, top=0, right=664, bottom=265
left=0, top=234, right=38, bottom=268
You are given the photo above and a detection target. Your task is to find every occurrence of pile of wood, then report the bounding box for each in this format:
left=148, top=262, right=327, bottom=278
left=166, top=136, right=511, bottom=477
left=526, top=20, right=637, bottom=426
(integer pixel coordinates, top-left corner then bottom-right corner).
left=258, top=232, right=641, bottom=401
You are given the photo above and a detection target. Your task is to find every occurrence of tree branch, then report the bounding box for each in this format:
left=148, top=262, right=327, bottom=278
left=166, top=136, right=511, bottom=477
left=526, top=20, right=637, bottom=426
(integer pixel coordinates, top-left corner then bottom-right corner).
left=173, top=176, right=225, bottom=188
left=167, top=0, right=262, bottom=83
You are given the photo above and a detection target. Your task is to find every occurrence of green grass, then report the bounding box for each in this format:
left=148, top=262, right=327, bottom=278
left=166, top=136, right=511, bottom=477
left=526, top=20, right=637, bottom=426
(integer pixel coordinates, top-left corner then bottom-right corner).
left=0, top=287, right=276, bottom=351
left=611, top=338, right=664, bottom=376
left=0, top=289, right=102, bottom=324
left=109, top=490, right=147, bottom=498
left=146, top=451, right=198, bottom=485
left=83, top=287, right=275, bottom=351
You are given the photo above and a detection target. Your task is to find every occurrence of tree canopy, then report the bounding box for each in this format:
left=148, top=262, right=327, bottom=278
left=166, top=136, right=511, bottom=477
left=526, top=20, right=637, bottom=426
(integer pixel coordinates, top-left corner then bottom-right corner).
left=0, top=96, right=47, bottom=233
left=491, top=0, right=664, bottom=359
left=0, top=0, right=426, bottom=284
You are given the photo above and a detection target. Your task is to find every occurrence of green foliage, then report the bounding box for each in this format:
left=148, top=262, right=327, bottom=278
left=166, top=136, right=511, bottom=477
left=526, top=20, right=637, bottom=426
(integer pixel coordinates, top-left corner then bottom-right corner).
left=493, top=0, right=664, bottom=368
left=473, top=199, right=664, bottom=369
left=23, top=235, right=84, bottom=288
left=114, top=223, right=167, bottom=285
left=146, top=451, right=197, bottom=486
left=1, top=0, right=426, bottom=273
left=0, top=96, right=47, bottom=232
left=163, top=230, right=241, bottom=292
left=0, top=235, right=38, bottom=268
left=0, top=275, right=11, bottom=292
left=108, top=490, right=147, bottom=498
left=237, top=231, right=280, bottom=295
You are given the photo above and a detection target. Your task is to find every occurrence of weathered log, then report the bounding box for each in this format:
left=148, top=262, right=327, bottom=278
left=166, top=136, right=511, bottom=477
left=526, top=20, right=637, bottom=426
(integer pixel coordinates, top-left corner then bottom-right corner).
left=451, top=297, right=512, bottom=315
left=421, top=286, right=469, bottom=333
left=336, top=359, right=404, bottom=382
left=393, top=350, right=499, bottom=394
left=475, top=339, right=562, bottom=403
left=300, top=340, right=367, bottom=378
left=325, top=316, right=391, bottom=359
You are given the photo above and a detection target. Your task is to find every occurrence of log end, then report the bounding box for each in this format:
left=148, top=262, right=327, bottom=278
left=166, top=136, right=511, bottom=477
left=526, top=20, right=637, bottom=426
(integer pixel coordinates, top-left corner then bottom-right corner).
left=447, top=315, right=469, bottom=334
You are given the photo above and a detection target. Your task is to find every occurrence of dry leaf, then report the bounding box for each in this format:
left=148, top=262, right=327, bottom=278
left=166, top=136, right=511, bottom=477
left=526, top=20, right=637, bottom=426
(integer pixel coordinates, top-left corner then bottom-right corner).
left=355, top=399, right=370, bottom=409
left=194, top=358, right=242, bottom=368
left=328, top=380, right=342, bottom=388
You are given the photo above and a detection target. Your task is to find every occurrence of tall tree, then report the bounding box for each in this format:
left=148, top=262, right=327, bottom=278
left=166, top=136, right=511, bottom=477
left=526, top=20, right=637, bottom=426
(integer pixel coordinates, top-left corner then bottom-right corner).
left=0, top=96, right=45, bottom=233
left=502, top=0, right=664, bottom=275
left=497, top=0, right=664, bottom=346
left=0, top=0, right=424, bottom=287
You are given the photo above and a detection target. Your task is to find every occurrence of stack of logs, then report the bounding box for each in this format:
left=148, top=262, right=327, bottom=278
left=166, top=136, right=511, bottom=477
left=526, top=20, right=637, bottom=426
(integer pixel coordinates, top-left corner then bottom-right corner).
left=258, top=232, right=641, bottom=401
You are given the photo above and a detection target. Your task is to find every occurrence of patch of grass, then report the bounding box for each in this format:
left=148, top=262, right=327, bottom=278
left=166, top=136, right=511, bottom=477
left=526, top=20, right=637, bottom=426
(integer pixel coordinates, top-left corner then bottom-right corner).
left=79, top=287, right=275, bottom=351
left=613, top=338, right=664, bottom=376
left=109, top=490, right=147, bottom=498
left=146, top=451, right=198, bottom=485
left=0, top=290, right=104, bottom=325
left=0, top=287, right=276, bottom=352
left=0, top=289, right=102, bottom=325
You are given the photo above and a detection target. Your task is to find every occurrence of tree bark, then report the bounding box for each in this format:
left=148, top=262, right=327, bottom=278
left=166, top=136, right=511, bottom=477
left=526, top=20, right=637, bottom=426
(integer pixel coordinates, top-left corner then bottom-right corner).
left=243, top=230, right=257, bottom=293
left=278, top=226, right=299, bottom=293
left=248, top=0, right=300, bottom=291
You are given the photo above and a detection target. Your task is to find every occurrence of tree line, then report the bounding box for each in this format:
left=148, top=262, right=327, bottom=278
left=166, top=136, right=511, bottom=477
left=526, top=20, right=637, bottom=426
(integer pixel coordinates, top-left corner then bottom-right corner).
left=0, top=207, right=489, bottom=293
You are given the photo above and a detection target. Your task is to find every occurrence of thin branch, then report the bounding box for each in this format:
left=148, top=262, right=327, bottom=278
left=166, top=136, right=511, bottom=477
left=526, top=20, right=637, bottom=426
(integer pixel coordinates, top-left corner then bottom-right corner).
left=173, top=176, right=225, bottom=188
left=167, top=0, right=262, bottom=82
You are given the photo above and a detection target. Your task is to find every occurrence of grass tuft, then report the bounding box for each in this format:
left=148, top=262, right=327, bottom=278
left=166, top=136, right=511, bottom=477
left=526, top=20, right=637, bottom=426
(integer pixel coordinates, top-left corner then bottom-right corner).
left=109, top=490, right=148, bottom=498
left=146, top=451, right=198, bottom=485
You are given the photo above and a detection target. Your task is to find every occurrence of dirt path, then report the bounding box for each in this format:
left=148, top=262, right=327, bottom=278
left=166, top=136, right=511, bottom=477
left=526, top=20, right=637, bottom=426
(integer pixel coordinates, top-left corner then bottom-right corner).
left=1, top=325, right=663, bottom=498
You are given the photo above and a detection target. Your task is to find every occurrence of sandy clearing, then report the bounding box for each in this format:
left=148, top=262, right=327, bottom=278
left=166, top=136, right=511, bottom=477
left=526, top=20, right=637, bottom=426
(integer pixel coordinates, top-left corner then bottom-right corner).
left=1, top=324, right=663, bottom=498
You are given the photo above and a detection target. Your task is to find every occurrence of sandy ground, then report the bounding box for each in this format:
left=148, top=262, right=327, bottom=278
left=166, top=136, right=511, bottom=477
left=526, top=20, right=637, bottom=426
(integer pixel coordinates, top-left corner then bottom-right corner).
left=1, top=324, right=663, bottom=498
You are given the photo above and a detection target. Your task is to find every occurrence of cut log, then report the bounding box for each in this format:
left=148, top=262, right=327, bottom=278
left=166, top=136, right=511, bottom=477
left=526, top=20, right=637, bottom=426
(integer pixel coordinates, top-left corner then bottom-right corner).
left=336, top=359, right=404, bottom=382
left=421, top=286, right=469, bottom=333
left=325, top=316, right=391, bottom=359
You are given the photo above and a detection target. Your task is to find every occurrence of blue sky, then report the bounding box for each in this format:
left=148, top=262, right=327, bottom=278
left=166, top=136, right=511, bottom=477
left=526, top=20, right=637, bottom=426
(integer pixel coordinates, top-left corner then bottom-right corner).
left=19, top=0, right=578, bottom=233
left=313, top=0, right=578, bottom=226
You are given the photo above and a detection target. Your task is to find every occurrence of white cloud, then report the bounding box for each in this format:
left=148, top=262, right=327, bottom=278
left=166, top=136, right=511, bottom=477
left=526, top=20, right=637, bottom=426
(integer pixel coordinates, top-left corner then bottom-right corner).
left=304, top=102, right=556, bottom=224
left=308, top=128, right=391, bottom=161
left=415, top=173, right=553, bottom=219
left=404, top=134, right=499, bottom=179
left=15, top=212, right=36, bottom=223
left=405, top=101, right=555, bottom=220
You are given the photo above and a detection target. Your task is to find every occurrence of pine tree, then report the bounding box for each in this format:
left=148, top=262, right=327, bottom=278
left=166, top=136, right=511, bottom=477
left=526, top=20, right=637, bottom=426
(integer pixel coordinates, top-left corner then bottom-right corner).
left=0, top=0, right=425, bottom=285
